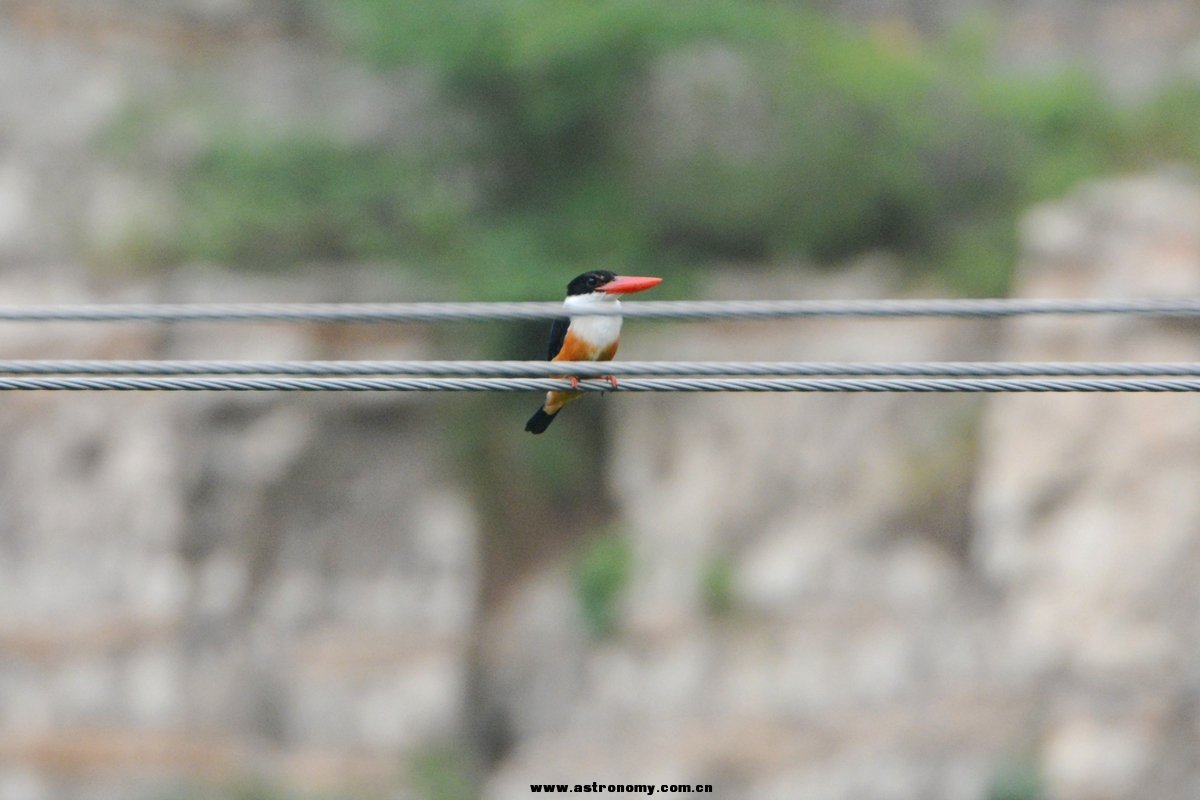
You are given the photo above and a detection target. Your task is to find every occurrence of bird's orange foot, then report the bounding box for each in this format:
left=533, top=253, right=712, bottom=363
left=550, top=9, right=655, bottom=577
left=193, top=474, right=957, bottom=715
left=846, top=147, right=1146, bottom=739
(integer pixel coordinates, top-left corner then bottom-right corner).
left=604, top=375, right=619, bottom=390
left=568, top=375, right=580, bottom=391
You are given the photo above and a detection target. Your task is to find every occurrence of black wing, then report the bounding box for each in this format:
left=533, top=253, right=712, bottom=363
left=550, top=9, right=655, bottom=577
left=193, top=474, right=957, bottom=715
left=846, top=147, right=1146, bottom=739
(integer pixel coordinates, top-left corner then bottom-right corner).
left=546, top=317, right=569, bottom=360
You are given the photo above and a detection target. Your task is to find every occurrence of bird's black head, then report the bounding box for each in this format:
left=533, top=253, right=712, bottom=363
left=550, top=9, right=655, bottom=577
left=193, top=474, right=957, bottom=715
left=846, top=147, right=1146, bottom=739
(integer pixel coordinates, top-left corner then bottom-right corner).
left=565, top=270, right=617, bottom=296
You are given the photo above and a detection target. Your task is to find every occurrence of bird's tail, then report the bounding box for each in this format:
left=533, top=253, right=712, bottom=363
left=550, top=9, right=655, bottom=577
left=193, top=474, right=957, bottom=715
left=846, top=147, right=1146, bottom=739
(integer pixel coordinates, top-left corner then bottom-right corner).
left=524, top=407, right=557, bottom=434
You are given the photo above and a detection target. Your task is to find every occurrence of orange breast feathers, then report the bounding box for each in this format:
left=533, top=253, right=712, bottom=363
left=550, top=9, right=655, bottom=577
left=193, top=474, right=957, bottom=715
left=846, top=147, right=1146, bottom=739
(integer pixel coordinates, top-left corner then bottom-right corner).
left=552, top=330, right=620, bottom=363
left=542, top=331, right=619, bottom=416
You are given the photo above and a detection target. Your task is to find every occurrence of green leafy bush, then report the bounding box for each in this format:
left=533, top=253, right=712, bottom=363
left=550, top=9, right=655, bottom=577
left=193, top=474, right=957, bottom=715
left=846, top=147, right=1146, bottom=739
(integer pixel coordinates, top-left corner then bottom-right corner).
left=987, top=759, right=1043, bottom=800
left=575, top=532, right=633, bottom=638
left=1126, top=80, right=1200, bottom=163
left=328, top=0, right=1026, bottom=270
left=410, top=745, right=475, bottom=800
left=179, top=137, right=471, bottom=267
left=171, top=1, right=1200, bottom=299
left=700, top=554, right=736, bottom=617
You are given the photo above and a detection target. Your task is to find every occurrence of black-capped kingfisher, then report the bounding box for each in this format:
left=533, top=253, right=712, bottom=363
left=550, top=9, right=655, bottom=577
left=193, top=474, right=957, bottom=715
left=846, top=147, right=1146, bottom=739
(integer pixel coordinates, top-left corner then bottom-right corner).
left=524, top=270, right=663, bottom=434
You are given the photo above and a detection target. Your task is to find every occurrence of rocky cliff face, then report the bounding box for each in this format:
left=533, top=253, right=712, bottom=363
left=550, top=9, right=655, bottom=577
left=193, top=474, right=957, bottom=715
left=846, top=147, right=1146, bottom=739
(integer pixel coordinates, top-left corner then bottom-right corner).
left=815, top=0, right=1200, bottom=99
left=0, top=0, right=444, bottom=265
left=482, top=172, right=1200, bottom=800
left=4, top=3, right=1200, bottom=799
left=973, top=172, right=1200, bottom=800
left=1, top=145, right=1199, bottom=800
left=2, top=0, right=1195, bottom=273
left=0, top=267, right=479, bottom=799
left=482, top=264, right=1005, bottom=799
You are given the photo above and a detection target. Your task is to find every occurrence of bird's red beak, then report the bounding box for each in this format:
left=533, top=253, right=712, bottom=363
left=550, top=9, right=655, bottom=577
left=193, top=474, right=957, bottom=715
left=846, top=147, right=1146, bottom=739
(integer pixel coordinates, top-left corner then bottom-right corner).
left=602, top=275, right=663, bottom=295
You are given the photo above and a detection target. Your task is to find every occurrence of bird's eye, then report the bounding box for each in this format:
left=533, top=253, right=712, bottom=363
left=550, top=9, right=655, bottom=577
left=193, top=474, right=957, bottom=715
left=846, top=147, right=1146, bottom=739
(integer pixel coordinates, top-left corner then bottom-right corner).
left=587, top=276, right=597, bottom=286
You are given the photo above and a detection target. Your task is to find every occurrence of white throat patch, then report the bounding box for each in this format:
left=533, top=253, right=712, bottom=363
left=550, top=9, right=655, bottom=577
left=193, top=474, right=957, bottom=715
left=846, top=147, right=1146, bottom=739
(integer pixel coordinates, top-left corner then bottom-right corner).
left=564, top=292, right=622, bottom=348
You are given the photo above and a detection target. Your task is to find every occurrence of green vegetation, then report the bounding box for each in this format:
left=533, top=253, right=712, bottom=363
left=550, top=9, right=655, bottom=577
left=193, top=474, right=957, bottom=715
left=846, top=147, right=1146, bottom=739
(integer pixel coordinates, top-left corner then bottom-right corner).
left=700, top=553, right=736, bottom=618
left=987, top=758, right=1044, bottom=800
left=409, top=745, right=476, bottom=800
left=179, top=137, right=472, bottom=268
left=575, top=532, right=633, bottom=637
left=159, top=1, right=1200, bottom=297
left=162, top=2, right=1200, bottom=297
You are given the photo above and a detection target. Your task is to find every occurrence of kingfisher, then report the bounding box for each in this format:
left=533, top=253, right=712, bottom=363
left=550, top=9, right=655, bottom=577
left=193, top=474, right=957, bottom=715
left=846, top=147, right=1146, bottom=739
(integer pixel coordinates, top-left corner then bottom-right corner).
left=524, top=270, right=663, bottom=434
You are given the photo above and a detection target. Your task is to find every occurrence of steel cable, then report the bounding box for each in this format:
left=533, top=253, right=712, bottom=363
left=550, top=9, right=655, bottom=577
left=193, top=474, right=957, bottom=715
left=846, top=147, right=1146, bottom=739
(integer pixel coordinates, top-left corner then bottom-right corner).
left=0, top=297, right=1199, bottom=322
left=4, top=359, right=1200, bottom=377
left=4, top=375, right=1200, bottom=391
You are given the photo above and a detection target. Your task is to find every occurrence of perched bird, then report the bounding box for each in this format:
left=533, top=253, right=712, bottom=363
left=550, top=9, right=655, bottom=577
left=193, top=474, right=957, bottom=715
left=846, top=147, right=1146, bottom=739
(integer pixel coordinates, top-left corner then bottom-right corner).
left=525, top=270, right=663, bottom=434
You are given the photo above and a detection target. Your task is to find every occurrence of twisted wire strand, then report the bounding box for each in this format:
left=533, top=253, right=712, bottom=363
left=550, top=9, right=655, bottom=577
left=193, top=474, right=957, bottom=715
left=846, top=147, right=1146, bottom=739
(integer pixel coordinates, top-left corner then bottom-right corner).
left=0, top=297, right=1199, bottom=322
left=6, top=359, right=1200, bottom=377
left=4, top=376, right=1200, bottom=391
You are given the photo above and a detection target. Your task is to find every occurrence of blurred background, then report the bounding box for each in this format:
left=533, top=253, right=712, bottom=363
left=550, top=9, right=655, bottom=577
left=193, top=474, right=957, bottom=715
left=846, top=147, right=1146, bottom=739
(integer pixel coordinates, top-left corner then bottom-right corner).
left=2, top=1, right=1200, bottom=798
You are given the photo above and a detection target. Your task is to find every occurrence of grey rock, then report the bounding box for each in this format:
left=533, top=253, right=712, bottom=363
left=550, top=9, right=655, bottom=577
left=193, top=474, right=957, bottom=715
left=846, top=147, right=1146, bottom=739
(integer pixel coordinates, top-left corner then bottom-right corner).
left=483, top=261, right=1010, bottom=800
left=485, top=175, right=1200, bottom=799
left=811, top=0, right=1200, bottom=100
left=0, top=266, right=478, bottom=798
left=975, top=171, right=1200, bottom=799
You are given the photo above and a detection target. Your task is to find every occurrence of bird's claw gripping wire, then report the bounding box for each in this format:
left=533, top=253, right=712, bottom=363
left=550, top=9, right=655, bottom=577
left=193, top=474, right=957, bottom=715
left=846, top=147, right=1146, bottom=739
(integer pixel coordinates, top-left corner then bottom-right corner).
left=561, top=374, right=617, bottom=391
